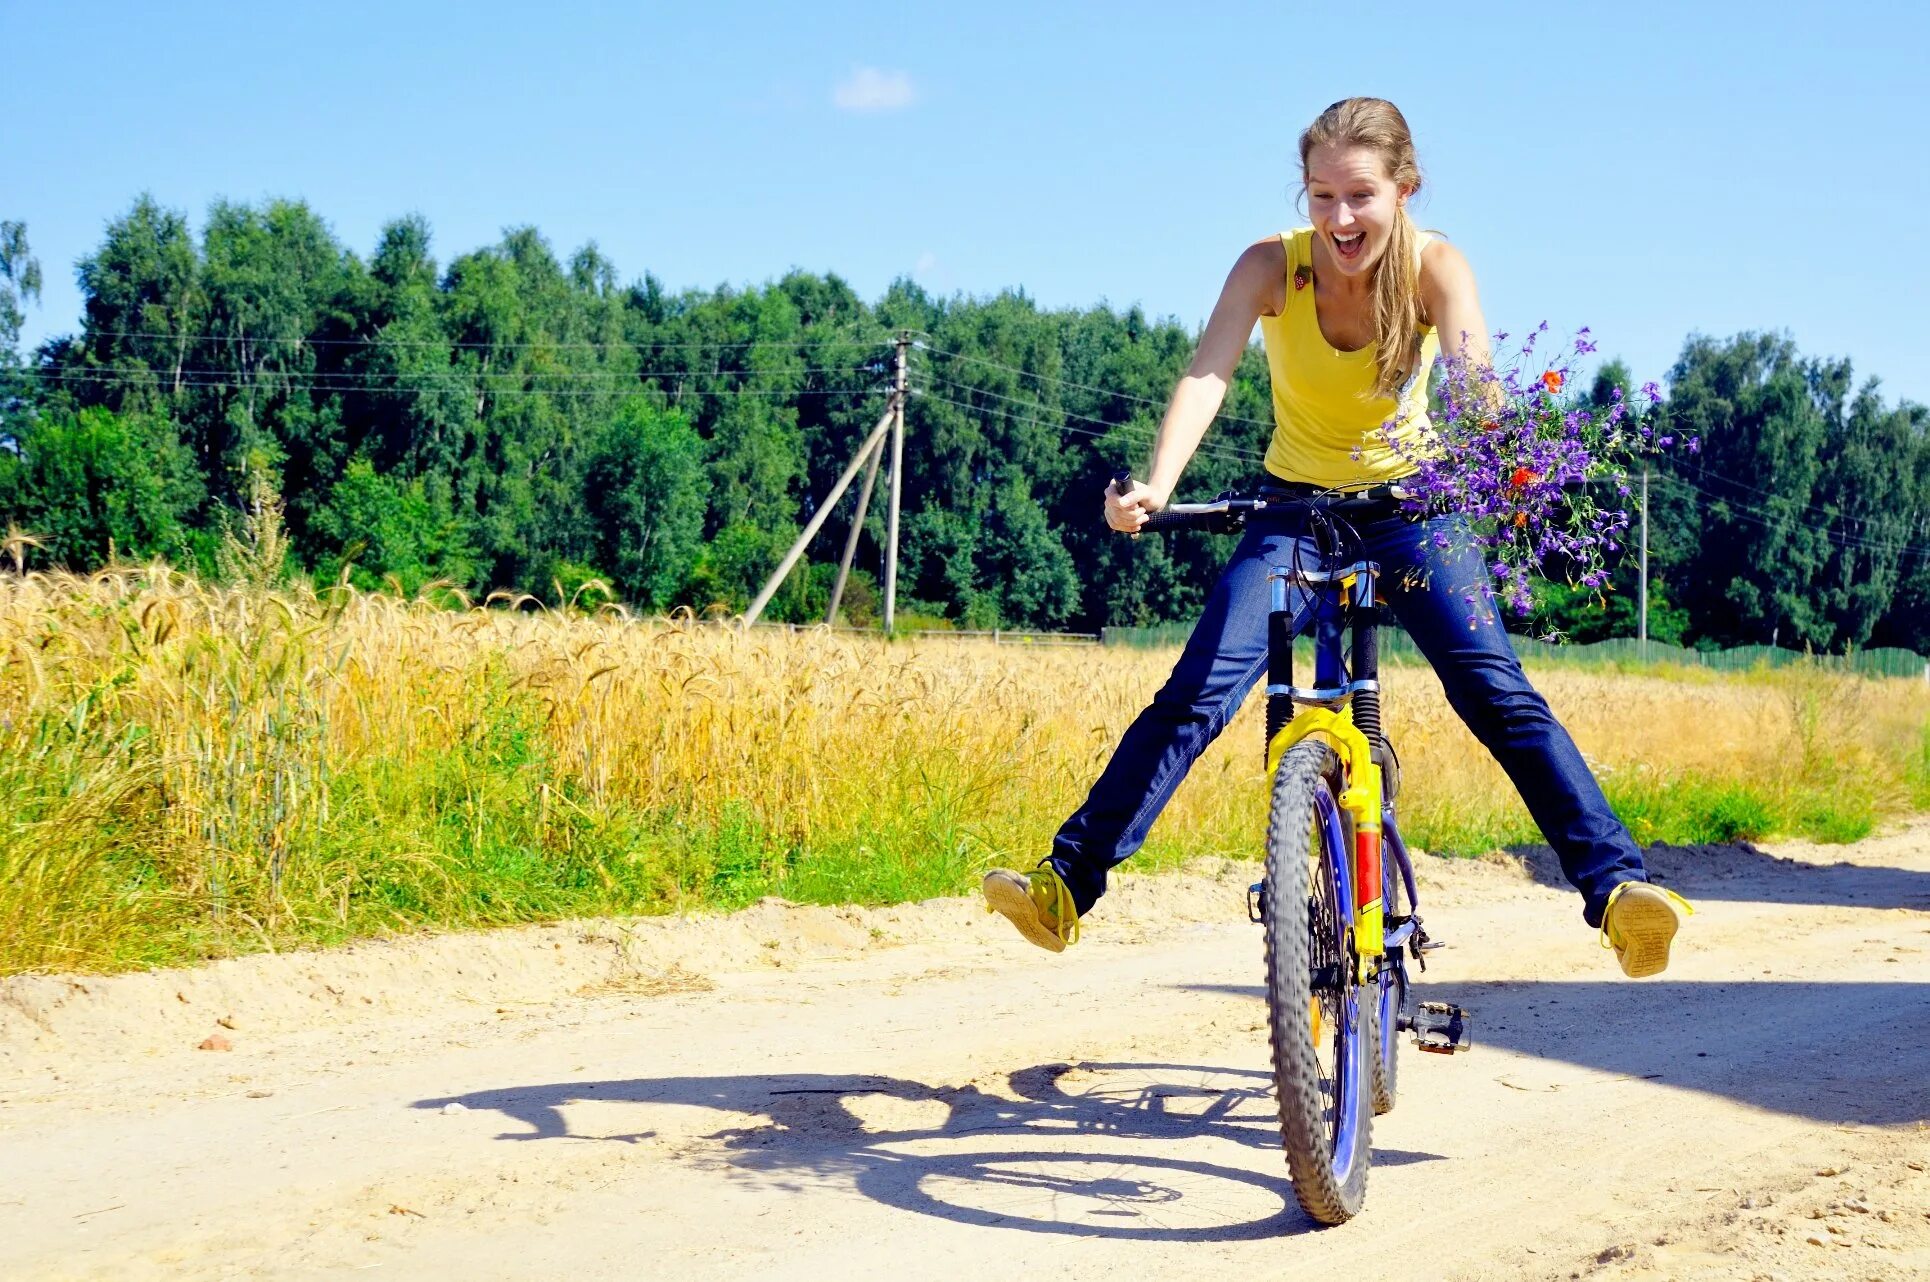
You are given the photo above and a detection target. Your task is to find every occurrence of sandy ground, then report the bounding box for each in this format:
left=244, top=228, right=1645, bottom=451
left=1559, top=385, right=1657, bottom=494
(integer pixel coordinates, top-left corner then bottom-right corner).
left=2, top=824, right=1927, bottom=1282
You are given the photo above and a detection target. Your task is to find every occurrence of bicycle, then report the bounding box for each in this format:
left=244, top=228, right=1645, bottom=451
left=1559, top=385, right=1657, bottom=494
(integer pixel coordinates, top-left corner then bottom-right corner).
left=1117, top=471, right=1472, bottom=1226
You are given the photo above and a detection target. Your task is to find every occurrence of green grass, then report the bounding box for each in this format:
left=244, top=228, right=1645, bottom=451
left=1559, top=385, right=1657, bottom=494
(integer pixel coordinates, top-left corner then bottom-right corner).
left=0, top=683, right=1008, bottom=974
left=1911, top=722, right=1930, bottom=812
left=1399, top=764, right=1888, bottom=859
left=1, top=687, right=1916, bottom=977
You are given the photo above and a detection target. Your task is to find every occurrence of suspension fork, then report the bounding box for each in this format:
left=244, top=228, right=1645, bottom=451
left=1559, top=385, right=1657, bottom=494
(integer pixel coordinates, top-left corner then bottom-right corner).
left=1265, top=564, right=1385, bottom=976
left=1264, top=569, right=1295, bottom=750
left=1344, top=566, right=1384, bottom=968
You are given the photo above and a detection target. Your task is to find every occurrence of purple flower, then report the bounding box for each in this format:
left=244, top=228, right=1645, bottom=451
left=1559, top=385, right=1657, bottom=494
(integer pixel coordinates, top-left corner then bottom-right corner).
left=1405, top=336, right=1654, bottom=629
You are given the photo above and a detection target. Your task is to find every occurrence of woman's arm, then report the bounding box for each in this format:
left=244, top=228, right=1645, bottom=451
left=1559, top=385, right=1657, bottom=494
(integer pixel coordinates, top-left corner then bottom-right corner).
left=1420, top=238, right=1492, bottom=370
left=1105, top=237, right=1284, bottom=533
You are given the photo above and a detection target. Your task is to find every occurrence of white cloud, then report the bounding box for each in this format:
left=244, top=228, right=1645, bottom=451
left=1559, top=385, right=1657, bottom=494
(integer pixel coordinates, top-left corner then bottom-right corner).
left=913, top=251, right=940, bottom=277
left=833, top=67, right=916, bottom=113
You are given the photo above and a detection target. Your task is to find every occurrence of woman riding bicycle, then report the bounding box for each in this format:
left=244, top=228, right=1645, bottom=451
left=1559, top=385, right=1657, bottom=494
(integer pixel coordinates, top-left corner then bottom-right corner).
left=983, top=96, right=1689, bottom=978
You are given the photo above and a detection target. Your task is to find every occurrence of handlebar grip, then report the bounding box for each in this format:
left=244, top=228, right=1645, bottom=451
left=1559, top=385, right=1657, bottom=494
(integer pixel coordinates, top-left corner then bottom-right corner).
left=1110, top=469, right=1150, bottom=538
left=1138, top=508, right=1197, bottom=532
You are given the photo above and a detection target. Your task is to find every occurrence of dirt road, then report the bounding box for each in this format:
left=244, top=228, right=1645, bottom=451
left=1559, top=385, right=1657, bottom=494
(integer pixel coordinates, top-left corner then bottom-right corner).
left=3, top=826, right=1927, bottom=1281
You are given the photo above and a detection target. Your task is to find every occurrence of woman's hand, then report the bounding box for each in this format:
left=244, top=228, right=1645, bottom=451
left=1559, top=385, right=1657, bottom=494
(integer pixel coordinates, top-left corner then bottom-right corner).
left=1105, top=476, right=1168, bottom=534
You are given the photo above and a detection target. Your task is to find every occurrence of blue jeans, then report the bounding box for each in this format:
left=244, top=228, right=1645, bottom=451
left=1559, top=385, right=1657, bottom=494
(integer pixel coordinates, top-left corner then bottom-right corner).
left=1047, top=502, right=1648, bottom=927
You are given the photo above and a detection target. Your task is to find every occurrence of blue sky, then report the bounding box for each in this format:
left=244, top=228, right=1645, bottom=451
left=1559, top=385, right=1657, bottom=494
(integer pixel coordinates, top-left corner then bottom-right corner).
left=7, top=1, right=1927, bottom=405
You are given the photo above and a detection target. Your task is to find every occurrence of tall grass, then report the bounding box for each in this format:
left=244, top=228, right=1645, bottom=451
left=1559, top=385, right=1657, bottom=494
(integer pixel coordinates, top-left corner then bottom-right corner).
left=2, top=562, right=1926, bottom=976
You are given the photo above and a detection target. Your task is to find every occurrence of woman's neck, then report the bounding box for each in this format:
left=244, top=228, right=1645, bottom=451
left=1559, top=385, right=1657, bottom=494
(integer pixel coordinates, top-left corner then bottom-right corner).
left=1310, top=237, right=1376, bottom=303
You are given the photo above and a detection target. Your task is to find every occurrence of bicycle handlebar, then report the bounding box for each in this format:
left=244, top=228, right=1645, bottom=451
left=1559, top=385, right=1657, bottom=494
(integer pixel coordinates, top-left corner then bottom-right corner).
left=1111, top=470, right=1406, bottom=536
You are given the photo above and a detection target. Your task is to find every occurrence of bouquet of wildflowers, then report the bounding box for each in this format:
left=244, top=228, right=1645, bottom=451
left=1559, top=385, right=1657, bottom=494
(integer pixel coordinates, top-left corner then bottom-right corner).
left=1385, top=324, right=1694, bottom=620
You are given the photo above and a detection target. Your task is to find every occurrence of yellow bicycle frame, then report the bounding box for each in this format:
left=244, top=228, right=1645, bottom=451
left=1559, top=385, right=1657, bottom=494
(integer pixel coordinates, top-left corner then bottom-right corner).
left=1266, top=705, right=1384, bottom=978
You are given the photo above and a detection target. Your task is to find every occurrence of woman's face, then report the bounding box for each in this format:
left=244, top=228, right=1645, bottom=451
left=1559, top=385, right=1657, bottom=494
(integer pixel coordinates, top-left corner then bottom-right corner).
left=1304, top=144, right=1411, bottom=280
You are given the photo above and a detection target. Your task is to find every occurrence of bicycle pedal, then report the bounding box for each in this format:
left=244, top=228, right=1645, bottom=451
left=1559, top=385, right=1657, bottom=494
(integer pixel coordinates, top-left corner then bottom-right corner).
left=1247, top=881, right=1267, bottom=924
left=1411, top=1001, right=1471, bottom=1055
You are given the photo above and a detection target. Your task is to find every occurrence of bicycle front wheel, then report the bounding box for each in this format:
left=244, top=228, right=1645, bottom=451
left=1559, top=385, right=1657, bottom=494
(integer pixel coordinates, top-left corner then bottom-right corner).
left=1263, top=739, right=1372, bottom=1225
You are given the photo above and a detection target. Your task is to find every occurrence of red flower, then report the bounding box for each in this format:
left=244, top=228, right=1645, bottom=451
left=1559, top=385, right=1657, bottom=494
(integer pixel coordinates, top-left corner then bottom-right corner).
left=1541, top=370, right=1564, bottom=393
left=1509, top=466, right=1539, bottom=490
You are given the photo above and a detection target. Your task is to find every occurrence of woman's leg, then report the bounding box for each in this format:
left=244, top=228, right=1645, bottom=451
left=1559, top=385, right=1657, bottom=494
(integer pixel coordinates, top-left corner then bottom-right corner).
left=1045, top=522, right=1315, bottom=915
left=1373, top=515, right=1648, bottom=926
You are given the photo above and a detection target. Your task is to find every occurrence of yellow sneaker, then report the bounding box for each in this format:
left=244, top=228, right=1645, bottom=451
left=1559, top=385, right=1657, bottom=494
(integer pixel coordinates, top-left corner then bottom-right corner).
left=1600, top=882, right=1693, bottom=978
left=982, top=865, right=1080, bottom=953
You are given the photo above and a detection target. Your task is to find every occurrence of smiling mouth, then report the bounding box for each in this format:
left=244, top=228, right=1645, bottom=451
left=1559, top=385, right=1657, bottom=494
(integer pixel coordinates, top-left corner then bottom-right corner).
left=1333, top=231, right=1365, bottom=262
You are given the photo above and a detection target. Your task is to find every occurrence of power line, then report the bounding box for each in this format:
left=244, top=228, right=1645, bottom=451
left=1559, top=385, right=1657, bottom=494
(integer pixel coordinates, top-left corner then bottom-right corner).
left=915, top=389, right=1268, bottom=471
left=915, top=339, right=1277, bottom=431
left=1676, top=460, right=1907, bottom=536
left=26, top=370, right=884, bottom=401
left=26, top=364, right=868, bottom=384
left=923, top=373, right=1267, bottom=462
left=918, top=374, right=1266, bottom=464
left=66, top=328, right=896, bottom=352
left=1648, top=471, right=1930, bottom=558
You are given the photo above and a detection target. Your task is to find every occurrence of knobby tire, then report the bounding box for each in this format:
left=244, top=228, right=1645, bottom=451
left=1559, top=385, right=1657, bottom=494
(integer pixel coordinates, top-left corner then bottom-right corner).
left=1264, top=740, right=1372, bottom=1225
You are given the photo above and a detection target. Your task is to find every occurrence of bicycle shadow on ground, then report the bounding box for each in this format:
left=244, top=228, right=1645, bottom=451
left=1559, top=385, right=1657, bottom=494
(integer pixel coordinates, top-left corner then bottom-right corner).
left=1179, top=980, right=1930, bottom=1127
left=1496, top=837, right=1930, bottom=911
left=414, top=1060, right=1443, bottom=1242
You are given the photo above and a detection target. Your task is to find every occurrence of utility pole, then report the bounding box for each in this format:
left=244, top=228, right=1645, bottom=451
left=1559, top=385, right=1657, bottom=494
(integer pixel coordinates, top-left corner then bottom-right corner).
left=882, top=331, right=909, bottom=635
left=1638, top=468, right=1649, bottom=653
left=824, top=434, right=884, bottom=625
left=744, top=335, right=908, bottom=630
left=742, top=404, right=896, bottom=628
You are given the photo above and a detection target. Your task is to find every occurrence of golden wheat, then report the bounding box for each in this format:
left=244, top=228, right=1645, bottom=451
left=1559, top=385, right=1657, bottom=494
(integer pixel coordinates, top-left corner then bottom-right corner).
left=1, top=565, right=1924, bottom=974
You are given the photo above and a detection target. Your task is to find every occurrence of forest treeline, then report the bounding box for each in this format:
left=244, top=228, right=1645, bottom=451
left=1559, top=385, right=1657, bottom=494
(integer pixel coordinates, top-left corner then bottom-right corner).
left=1, top=197, right=1925, bottom=650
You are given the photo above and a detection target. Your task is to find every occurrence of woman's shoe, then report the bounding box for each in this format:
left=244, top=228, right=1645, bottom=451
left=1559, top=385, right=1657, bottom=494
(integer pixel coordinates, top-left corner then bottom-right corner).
left=1600, top=882, right=1693, bottom=978
left=982, top=865, right=1080, bottom=952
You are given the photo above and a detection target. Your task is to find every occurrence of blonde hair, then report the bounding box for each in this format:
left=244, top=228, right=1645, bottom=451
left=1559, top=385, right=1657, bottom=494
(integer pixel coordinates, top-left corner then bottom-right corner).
left=1299, top=97, right=1424, bottom=400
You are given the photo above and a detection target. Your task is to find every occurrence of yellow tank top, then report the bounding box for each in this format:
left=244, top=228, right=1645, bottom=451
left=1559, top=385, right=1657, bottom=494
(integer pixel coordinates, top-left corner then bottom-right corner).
left=1259, top=226, right=1440, bottom=488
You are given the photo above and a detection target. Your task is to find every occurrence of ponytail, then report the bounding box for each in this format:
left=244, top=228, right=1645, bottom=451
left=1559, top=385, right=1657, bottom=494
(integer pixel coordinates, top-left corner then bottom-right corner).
left=1371, top=207, right=1423, bottom=400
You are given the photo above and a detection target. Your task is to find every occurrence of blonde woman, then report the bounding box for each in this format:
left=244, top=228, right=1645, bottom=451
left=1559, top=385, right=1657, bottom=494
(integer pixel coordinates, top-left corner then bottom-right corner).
left=983, top=97, right=1689, bottom=978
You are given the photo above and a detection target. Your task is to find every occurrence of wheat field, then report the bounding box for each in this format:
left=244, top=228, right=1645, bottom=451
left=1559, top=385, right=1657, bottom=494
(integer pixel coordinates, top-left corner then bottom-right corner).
left=2, top=564, right=1925, bottom=976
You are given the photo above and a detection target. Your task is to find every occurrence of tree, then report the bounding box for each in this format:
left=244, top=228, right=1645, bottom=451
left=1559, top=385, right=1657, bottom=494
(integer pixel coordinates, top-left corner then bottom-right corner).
left=197, top=199, right=361, bottom=499
left=0, top=406, right=202, bottom=568
left=1, top=219, right=42, bottom=359
left=582, top=401, right=709, bottom=608
left=1, top=219, right=43, bottom=439
left=976, top=478, right=1080, bottom=628
left=1662, top=333, right=1832, bottom=648
left=1807, top=373, right=1920, bottom=648
left=310, top=456, right=477, bottom=595
left=72, top=197, right=201, bottom=408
